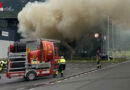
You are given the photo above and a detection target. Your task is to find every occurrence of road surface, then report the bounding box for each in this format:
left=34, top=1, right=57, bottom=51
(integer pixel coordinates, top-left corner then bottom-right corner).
left=0, top=63, right=99, bottom=90
left=27, top=61, right=130, bottom=90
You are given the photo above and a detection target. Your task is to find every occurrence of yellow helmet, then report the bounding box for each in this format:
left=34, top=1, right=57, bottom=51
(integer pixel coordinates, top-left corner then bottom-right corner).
left=61, top=56, right=64, bottom=59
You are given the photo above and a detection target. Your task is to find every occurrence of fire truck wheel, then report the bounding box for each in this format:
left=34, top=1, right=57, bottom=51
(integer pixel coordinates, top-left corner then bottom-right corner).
left=26, top=71, right=37, bottom=81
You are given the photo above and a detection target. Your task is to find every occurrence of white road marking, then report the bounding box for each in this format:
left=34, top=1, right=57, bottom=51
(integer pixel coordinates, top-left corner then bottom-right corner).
left=50, top=83, right=54, bottom=84
left=69, top=77, right=74, bottom=79
left=64, top=79, right=68, bottom=80
left=29, top=88, right=35, bottom=90
left=57, top=81, right=62, bottom=83
left=16, top=88, right=24, bottom=90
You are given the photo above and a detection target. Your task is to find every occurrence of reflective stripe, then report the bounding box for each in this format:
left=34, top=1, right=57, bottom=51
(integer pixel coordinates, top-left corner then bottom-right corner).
left=0, top=64, right=3, bottom=67
left=97, top=64, right=101, bottom=66
left=0, top=67, right=2, bottom=71
left=56, top=71, right=58, bottom=75
left=42, top=70, right=50, bottom=74
left=61, top=70, right=64, bottom=73
left=60, top=62, right=65, bottom=64
left=58, top=59, right=66, bottom=64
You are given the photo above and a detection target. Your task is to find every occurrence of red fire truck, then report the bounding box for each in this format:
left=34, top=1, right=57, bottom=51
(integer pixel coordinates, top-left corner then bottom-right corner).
left=7, top=39, right=60, bottom=81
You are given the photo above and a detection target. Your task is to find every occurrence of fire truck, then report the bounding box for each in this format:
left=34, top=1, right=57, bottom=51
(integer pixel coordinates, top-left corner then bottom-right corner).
left=6, top=39, right=60, bottom=81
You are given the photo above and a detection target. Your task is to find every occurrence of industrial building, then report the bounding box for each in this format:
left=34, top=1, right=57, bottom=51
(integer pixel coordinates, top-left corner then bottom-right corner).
left=0, top=0, right=46, bottom=58
left=0, top=12, right=20, bottom=58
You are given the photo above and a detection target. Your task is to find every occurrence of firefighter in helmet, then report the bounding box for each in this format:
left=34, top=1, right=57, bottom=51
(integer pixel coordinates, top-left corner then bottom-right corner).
left=0, top=61, right=2, bottom=79
left=0, top=61, right=3, bottom=73
left=54, top=56, right=66, bottom=77
left=96, top=50, right=101, bottom=69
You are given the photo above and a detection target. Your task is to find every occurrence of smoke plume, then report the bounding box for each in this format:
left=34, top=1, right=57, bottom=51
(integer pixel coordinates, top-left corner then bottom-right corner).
left=18, top=0, right=130, bottom=40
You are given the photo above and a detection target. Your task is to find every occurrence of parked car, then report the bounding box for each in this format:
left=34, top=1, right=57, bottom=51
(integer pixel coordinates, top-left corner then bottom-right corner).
left=99, top=53, right=113, bottom=60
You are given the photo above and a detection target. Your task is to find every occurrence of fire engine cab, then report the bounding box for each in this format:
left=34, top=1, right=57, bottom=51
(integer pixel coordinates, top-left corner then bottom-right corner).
left=7, top=39, right=60, bottom=81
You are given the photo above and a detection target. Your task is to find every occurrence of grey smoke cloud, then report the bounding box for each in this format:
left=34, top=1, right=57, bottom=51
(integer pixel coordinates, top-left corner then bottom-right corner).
left=18, top=0, right=130, bottom=40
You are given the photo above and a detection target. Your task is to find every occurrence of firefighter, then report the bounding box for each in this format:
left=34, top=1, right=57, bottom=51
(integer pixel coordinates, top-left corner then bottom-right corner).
left=0, top=61, right=3, bottom=72
left=0, top=62, right=1, bottom=79
left=0, top=61, right=2, bottom=79
left=96, top=50, right=101, bottom=69
left=54, top=56, right=66, bottom=77
left=1, top=60, right=6, bottom=68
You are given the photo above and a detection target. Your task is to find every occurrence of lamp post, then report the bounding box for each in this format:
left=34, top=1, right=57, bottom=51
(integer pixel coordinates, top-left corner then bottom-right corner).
left=111, top=21, right=115, bottom=60
left=94, top=33, right=99, bottom=38
left=103, top=14, right=110, bottom=61
left=107, top=16, right=110, bottom=61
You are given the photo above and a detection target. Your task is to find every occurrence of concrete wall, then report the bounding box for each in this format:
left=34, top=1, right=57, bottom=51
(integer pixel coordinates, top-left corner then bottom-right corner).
left=0, top=40, right=14, bottom=58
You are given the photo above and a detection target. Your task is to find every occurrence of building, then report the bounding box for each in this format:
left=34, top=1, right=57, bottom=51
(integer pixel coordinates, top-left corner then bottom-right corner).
left=0, top=12, right=21, bottom=41
left=0, top=0, right=45, bottom=58
left=0, top=12, right=20, bottom=58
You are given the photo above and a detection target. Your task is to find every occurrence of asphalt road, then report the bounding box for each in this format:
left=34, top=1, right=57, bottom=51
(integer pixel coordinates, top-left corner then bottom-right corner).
left=0, top=63, right=99, bottom=90
left=28, top=61, right=130, bottom=90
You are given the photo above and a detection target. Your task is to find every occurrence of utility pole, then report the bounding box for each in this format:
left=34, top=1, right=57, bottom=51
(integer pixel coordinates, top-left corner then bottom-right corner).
left=103, top=14, right=110, bottom=60
left=112, top=21, right=115, bottom=60
left=107, top=16, right=110, bottom=61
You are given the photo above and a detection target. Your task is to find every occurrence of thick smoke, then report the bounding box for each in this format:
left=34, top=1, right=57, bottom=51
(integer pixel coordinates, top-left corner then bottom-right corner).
left=18, top=0, right=130, bottom=40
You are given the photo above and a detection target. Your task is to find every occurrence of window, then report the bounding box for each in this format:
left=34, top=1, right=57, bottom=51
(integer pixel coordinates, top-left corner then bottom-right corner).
left=0, top=31, right=1, bottom=36
left=0, top=20, right=8, bottom=27
left=8, top=20, right=18, bottom=27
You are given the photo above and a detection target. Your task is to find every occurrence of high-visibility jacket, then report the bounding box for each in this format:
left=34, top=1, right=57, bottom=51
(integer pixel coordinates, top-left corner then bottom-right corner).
left=0, top=63, right=3, bottom=72
left=1, top=63, right=3, bottom=67
left=58, top=59, right=66, bottom=64
left=0, top=63, right=2, bottom=66
left=2, top=61, right=7, bottom=65
left=0, top=67, right=2, bottom=72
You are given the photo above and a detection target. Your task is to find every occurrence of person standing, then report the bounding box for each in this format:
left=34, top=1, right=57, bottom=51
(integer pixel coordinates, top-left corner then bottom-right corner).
left=96, top=50, right=101, bottom=69
left=0, top=61, right=3, bottom=72
left=0, top=61, right=3, bottom=79
left=54, top=56, right=66, bottom=77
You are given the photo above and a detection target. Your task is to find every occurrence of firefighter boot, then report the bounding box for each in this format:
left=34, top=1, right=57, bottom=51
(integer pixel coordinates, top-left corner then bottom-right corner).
left=53, top=74, right=57, bottom=78
left=61, top=73, right=63, bottom=77
left=97, top=65, right=99, bottom=69
left=53, top=71, right=58, bottom=78
left=99, top=65, right=102, bottom=69
left=61, top=70, right=64, bottom=77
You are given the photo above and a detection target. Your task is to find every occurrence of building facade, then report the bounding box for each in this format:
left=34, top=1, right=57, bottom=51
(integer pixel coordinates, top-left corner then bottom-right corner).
left=0, top=12, right=20, bottom=41
left=0, top=0, right=45, bottom=58
left=0, top=12, right=21, bottom=58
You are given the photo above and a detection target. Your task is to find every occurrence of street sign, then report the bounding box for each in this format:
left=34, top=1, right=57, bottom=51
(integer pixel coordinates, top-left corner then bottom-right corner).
left=2, top=31, right=9, bottom=37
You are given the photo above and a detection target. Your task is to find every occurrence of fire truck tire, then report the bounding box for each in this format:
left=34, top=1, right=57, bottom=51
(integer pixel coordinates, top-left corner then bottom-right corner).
left=26, top=71, right=37, bottom=81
